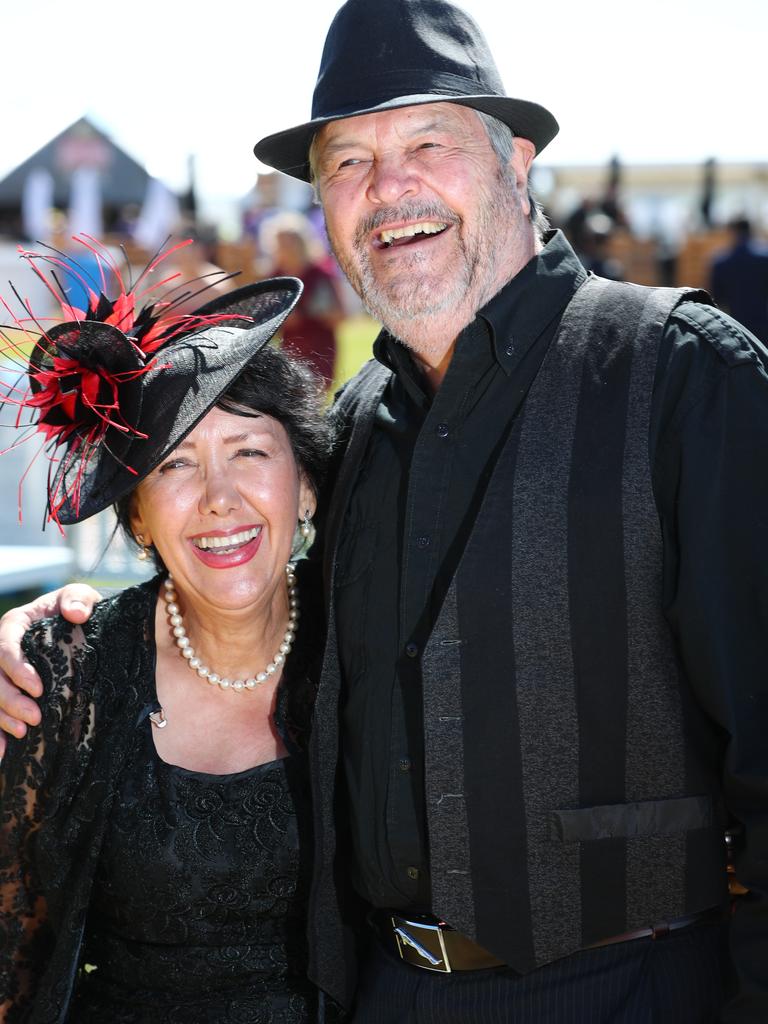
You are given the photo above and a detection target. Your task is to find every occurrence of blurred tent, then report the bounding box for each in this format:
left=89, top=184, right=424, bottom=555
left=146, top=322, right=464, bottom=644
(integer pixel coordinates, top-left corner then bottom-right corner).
left=0, top=117, right=151, bottom=238
left=0, top=354, right=74, bottom=592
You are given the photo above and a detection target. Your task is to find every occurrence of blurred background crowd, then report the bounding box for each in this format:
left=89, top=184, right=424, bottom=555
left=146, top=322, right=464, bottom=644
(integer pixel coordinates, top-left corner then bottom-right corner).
left=4, top=117, right=766, bottom=384
left=0, top=0, right=766, bottom=606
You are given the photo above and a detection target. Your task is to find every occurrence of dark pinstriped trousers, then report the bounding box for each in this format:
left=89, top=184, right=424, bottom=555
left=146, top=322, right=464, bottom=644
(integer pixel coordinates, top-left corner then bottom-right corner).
left=352, top=924, right=728, bottom=1023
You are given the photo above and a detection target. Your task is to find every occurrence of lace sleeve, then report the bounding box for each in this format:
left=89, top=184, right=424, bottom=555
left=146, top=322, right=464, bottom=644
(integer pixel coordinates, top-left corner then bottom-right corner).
left=0, top=616, right=95, bottom=1019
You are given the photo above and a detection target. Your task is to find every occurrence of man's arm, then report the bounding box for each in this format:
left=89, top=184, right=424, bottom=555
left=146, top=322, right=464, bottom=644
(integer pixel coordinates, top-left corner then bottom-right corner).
left=0, top=584, right=101, bottom=755
left=655, top=304, right=768, bottom=1020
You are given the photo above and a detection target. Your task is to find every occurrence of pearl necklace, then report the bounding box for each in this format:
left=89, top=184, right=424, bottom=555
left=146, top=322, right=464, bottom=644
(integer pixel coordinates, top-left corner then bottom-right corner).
left=163, top=564, right=299, bottom=693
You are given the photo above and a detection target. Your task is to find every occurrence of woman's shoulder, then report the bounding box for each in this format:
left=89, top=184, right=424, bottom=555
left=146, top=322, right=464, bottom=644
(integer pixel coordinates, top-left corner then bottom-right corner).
left=21, top=576, right=161, bottom=694
left=88, top=575, right=161, bottom=635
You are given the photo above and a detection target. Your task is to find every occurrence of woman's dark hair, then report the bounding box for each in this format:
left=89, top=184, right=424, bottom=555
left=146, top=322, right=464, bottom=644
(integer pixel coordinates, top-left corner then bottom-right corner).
left=114, top=343, right=332, bottom=572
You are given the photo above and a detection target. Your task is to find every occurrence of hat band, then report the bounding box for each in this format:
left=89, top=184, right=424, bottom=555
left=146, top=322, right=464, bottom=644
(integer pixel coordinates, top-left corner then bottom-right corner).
left=313, top=68, right=503, bottom=119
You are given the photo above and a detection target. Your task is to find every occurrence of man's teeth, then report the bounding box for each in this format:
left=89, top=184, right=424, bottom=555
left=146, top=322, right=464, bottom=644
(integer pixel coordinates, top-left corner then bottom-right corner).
left=194, top=527, right=260, bottom=551
left=379, top=221, right=447, bottom=245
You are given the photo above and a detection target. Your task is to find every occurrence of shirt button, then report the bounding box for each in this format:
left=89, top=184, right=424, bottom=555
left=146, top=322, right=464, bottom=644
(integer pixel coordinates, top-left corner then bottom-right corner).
left=405, top=642, right=419, bottom=659
left=416, top=535, right=430, bottom=549
left=407, top=866, right=420, bottom=880
left=399, top=757, right=412, bottom=772
left=436, top=422, right=449, bottom=438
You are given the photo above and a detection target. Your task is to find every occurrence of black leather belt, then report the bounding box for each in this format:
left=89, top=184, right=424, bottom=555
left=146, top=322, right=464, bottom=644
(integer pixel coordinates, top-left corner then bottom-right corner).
left=585, top=906, right=726, bottom=949
left=374, top=907, right=724, bottom=973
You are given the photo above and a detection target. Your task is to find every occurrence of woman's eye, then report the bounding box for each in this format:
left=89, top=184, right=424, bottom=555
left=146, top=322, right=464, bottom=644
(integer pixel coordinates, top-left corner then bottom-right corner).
left=235, top=448, right=267, bottom=459
left=158, top=458, right=192, bottom=473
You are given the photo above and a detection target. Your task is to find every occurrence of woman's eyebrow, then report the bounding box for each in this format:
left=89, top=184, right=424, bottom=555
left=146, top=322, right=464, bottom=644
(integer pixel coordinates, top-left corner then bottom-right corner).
left=173, top=423, right=269, bottom=452
left=223, top=431, right=265, bottom=444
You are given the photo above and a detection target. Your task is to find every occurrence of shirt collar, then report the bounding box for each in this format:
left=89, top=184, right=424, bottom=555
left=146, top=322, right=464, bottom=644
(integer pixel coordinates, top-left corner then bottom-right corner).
left=478, top=229, right=588, bottom=373
left=373, top=229, right=587, bottom=383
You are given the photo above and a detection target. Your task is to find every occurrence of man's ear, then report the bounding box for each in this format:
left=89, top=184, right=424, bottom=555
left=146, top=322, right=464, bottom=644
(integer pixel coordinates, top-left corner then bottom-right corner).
left=508, top=136, right=536, bottom=217
left=513, top=137, right=536, bottom=174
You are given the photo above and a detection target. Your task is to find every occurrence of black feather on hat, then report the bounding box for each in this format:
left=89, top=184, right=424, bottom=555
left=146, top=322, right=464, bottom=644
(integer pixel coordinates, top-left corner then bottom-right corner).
left=254, top=0, right=558, bottom=181
left=0, top=238, right=302, bottom=527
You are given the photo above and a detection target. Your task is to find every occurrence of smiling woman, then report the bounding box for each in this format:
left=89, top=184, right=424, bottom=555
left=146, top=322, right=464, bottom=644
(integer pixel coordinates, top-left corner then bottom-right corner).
left=0, top=240, right=335, bottom=1022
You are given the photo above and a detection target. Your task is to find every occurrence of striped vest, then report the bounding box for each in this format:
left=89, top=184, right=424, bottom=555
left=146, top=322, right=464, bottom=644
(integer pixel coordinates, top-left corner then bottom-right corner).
left=308, top=276, right=728, bottom=1007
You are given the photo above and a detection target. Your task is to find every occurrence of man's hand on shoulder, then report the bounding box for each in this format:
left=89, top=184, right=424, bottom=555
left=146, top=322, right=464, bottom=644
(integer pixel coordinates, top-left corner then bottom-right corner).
left=0, top=584, right=102, bottom=756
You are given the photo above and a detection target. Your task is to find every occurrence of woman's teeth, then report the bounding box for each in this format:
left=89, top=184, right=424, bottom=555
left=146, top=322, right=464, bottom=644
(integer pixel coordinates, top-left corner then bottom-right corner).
left=194, top=527, right=260, bottom=552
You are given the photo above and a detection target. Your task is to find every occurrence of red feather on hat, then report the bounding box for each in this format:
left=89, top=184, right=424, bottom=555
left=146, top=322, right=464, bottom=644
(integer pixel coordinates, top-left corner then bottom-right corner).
left=0, top=236, right=248, bottom=528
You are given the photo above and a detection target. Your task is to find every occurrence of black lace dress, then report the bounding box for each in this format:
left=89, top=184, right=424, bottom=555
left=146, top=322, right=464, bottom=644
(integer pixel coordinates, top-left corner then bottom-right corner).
left=0, top=570, right=324, bottom=1024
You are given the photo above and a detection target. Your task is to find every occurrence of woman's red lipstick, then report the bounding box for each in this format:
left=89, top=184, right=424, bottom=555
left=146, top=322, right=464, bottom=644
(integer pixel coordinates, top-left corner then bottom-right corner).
left=188, top=526, right=262, bottom=570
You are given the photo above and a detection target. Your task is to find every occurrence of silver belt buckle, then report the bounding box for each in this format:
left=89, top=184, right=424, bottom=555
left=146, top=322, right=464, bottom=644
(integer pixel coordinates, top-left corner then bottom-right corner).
left=391, top=915, right=452, bottom=973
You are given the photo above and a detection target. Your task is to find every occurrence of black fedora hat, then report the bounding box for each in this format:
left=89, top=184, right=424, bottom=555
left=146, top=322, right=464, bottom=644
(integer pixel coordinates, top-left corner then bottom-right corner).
left=0, top=240, right=302, bottom=527
left=254, top=0, right=559, bottom=181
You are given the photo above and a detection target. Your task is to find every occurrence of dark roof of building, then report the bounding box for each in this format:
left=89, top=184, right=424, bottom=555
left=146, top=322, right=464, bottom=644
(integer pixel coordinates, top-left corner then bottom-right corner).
left=0, top=117, right=150, bottom=207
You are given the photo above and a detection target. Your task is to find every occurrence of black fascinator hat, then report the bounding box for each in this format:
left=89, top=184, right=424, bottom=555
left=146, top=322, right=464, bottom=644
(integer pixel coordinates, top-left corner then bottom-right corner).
left=0, top=238, right=302, bottom=527
left=254, top=0, right=559, bottom=181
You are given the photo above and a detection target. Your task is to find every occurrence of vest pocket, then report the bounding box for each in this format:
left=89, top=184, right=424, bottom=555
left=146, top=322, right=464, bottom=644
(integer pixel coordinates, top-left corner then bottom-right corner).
left=549, top=795, right=713, bottom=842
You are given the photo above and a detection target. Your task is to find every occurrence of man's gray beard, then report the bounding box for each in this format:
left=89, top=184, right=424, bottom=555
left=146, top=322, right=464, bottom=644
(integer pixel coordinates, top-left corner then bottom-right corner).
left=355, top=242, right=475, bottom=329
left=326, top=179, right=523, bottom=345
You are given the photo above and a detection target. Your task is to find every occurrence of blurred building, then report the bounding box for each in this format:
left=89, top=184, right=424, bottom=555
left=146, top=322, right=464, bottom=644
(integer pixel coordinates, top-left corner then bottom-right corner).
left=542, top=160, right=768, bottom=244
left=0, top=360, right=75, bottom=593
left=0, top=117, right=180, bottom=243
left=536, top=159, right=768, bottom=289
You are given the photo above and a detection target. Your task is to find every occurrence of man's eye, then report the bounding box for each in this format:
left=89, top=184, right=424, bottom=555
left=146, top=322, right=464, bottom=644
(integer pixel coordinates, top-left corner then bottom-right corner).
left=338, top=157, right=362, bottom=169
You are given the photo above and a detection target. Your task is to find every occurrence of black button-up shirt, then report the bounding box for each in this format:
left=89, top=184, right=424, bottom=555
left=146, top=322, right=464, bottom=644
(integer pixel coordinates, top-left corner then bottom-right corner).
left=333, top=229, right=768, bottom=910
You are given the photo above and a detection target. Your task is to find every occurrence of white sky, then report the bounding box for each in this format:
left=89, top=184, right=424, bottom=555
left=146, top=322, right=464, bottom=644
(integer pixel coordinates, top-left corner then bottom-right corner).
left=3, top=0, right=766, bottom=203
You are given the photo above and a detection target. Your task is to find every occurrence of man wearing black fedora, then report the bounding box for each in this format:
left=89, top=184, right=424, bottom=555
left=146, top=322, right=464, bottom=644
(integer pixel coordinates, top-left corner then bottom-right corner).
left=1, top=0, right=767, bottom=1021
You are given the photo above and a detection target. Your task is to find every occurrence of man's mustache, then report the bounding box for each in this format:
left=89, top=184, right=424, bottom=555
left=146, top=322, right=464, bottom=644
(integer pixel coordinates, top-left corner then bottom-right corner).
left=354, top=201, right=459, bottom=249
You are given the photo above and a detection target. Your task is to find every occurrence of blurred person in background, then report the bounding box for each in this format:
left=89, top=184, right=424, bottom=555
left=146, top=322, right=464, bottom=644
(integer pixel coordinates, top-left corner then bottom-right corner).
left=242, top=172, right=284, bottom=247
left=565, top=209, right=625, bottom=281
left=261, top=211, right=345, bottom=388
left=563, top=193, right=626, bottom=281
left=710, top=217, right=768, bottom=343
left=165, top=226, right=236, bottom=315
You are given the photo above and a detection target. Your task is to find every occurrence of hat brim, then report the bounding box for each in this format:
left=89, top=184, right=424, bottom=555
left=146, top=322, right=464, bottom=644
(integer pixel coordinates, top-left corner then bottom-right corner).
left=55, top=277, right=302, bottom=524
left=254, top=93, right=559, bottom=182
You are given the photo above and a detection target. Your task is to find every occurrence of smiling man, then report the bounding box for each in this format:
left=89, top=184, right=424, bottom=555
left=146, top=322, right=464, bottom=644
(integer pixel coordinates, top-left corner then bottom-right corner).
left=253, top=2, right=768, bottom=1021
left=311, top=103, right=537, bottom=377
left=1, top=1, right=768, bottom=1021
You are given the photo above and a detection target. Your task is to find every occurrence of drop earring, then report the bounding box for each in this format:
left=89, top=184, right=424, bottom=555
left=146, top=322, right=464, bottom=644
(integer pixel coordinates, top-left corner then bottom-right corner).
left=300, top=510, right=313, bottom=539
left=136, top=534, right=150, bottom=561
